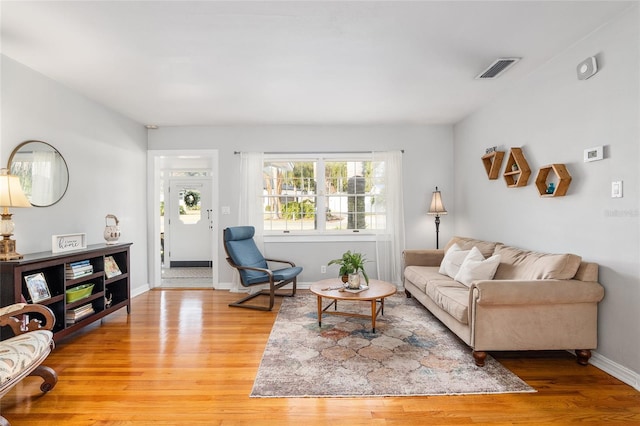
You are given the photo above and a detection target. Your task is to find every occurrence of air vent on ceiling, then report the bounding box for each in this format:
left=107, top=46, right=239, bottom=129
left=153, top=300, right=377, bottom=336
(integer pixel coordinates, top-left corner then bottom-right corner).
left=475, top=57, right=521, bottom=79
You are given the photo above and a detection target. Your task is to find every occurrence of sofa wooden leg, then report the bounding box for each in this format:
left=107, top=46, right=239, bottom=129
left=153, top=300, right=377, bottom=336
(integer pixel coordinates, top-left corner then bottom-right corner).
left=575, top=349, right=592, bottom=366
left=405, top=290, right=412, bottom=298
left=473, top=351, right=487, bottom=367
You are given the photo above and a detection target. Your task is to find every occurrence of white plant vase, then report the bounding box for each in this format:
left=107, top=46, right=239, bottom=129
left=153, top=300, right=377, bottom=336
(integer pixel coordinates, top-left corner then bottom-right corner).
left=347, top=273, right=361, bottom=289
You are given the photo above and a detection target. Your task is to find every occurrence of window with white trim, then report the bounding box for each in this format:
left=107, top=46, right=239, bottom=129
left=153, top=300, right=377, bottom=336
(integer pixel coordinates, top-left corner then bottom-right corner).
left=262, top=154, right=386, bottom=234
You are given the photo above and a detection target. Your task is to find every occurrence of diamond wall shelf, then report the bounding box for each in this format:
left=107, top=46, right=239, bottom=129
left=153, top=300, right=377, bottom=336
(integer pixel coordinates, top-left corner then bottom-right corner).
left=535, top=164, right=572, bottom=197
left=481, top=151, right=505, bottom=180
left=503, top=147, right=531, bottom=187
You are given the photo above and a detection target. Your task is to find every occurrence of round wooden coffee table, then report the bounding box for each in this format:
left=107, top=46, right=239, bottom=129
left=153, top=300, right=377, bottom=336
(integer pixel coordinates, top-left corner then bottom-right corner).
left=309, top=278, right=397, bottom=333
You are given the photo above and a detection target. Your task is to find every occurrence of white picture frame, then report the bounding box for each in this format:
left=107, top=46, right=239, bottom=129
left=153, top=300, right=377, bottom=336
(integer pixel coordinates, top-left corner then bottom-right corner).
left=24, top=272, right=52, bottom=303
left=52, top=233, right=87, bottom=253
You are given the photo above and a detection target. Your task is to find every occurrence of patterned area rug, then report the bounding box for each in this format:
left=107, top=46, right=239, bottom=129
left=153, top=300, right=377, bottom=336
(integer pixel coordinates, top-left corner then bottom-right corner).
left=251, top=293, right=535, bottom=397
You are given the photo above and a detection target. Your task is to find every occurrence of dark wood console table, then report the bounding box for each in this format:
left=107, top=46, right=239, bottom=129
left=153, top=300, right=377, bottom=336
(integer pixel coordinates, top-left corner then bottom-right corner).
left=0, top=243, right=131, bottom=341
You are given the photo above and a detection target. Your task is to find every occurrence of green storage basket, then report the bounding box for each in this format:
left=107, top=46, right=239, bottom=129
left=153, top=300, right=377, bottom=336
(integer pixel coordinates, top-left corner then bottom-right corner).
left=66, top=283, right=94, bottom=303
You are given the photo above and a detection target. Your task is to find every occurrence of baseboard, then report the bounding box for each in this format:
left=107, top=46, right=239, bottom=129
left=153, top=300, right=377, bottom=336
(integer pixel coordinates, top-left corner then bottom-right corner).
left=589, top=350, right=640, bottom=391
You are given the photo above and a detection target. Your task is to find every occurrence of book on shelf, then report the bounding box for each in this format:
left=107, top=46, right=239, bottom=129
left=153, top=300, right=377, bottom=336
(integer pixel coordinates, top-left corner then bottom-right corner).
left=66, top=303, right=95, bottom=324
left=104, top=256, right=122, bottom=278
left=68, top=260, right=90, bottom=269
left=65, top=264, right=94, bottom=279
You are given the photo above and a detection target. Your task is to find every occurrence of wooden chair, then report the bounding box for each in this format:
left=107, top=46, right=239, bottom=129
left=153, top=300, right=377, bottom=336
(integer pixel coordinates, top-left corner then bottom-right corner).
left=223, top=226, right=302, bottom=311
left=0, top=303, right=58, bottom=426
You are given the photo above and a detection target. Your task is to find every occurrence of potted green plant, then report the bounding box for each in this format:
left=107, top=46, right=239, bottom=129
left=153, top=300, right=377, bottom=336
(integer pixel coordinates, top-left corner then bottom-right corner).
left=327, top=250, right=370, bottom=288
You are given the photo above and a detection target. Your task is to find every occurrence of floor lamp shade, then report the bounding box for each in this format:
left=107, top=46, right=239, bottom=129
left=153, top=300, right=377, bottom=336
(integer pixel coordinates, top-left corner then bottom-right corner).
left=427, top=186, right=447, bottom=249
left=0, top=168, right=32, bottom=260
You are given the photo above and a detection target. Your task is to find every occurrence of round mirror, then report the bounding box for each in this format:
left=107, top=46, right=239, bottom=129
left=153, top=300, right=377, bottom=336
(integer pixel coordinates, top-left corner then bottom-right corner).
left=7, top=140, right=69, bottom=207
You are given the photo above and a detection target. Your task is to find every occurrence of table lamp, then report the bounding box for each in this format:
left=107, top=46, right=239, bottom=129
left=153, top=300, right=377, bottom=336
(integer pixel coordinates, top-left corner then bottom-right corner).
left=0, top=168, right=32, bottom=260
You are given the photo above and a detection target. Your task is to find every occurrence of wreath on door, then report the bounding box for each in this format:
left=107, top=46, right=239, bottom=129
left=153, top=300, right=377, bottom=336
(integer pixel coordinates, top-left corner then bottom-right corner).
left=183, top=190, right=200, bottom=208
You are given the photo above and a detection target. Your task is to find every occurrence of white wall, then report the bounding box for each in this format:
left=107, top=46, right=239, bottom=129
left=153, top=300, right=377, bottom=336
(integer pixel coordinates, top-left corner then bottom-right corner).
left=0, top=55, right=149, bottom=296
left=149, top=125, right=454, bottom=285
left=454, top=7, right=639, bottom=385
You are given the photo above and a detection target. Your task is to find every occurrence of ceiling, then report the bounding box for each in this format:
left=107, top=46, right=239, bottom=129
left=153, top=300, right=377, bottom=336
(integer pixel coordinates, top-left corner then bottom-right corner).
left=0, top=1, right=633, bottom=127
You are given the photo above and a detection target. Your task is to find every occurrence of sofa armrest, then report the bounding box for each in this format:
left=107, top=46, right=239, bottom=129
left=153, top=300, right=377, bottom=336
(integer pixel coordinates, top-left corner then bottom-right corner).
left=403, top=249, right=444, bottom=267
left=471, top=279, right=605, bottom=306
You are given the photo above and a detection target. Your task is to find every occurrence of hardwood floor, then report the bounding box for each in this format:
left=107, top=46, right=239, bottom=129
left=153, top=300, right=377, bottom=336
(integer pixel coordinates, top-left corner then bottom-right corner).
left=2, top=289, right=639, bottom=425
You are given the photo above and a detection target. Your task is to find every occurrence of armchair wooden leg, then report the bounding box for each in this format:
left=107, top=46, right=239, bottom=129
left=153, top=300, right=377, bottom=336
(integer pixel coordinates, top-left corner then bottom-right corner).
left=29, top=365, right=58, bottom=393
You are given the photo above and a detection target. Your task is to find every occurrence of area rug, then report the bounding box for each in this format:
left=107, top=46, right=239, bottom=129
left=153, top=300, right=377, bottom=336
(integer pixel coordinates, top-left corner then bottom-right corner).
left=251, top=294, right=535, bottom=397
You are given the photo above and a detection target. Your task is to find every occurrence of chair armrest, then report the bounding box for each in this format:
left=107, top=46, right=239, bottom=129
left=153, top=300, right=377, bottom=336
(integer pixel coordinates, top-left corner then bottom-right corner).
left=0, top=303, right=56, bottom=336
left=470, top=279, right=605, bottom=306
left=403, top=249, right=444, bottom=267
left=265, top=258, right=296, bottom=268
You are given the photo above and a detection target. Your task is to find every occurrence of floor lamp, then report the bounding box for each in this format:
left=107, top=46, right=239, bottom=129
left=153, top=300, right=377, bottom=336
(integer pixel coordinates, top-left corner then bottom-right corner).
left=427, top=186, right=447, bottom=249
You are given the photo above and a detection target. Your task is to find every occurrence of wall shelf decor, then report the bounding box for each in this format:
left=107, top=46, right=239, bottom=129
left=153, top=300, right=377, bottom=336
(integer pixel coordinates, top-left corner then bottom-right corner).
left=481, top=150, right=505, bottom=180
left=0, top=243, right=131, bottom=341
left=503, top=147, right=531, bottom=188
left=535, top=164, right=572, bottom=197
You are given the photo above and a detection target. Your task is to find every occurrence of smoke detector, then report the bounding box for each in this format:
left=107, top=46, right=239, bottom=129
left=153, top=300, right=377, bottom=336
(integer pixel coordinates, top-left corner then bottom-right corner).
left=475, top=57, right=521, bottom=79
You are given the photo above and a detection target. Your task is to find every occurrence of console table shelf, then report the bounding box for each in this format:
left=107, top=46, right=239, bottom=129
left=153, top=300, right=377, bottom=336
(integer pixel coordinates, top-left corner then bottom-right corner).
left=0, top=243, right=131, bottom=341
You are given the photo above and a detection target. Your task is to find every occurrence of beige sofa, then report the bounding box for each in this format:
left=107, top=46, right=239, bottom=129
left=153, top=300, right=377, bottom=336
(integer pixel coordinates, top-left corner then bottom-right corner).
left=403, top=236, right=605, bottom=367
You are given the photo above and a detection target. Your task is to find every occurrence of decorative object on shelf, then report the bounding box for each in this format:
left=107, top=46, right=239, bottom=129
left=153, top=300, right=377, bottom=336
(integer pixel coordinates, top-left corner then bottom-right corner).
left=65, top=283, right=95, bottom=303
left=0, top=168, right=32, bottom=260
left=7, top=140, right=69, bottom=207
left=104, top=214, right=120, bottom=245
left=327, top=250, right=370, bottom=286
left=481, top=150, right=505, bottom=180
left=52, top=233, right=87, bottom=253
left=535, top=164, right=572, bottom=197
left=503, top=147, right=531, bottom=188
left=104, top=255, right=122, bottom=278
left=427, top=186, right=447, bottom=249
left=546, top=182, right=555, bottom=194
left=24, top=272, right=51, bottom=303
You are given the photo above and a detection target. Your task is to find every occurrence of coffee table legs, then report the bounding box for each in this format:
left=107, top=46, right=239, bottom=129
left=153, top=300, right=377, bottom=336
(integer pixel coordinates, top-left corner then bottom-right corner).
left=316, top=295, right=323, bottom=328
left=317, top=295, right=387, bottom=332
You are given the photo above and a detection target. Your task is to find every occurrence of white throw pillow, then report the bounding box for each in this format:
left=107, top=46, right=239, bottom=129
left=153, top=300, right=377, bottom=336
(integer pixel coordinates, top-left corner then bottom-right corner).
left=454, top=246, right=501, bottom=287
left=439, top=244, right=472, bottom=279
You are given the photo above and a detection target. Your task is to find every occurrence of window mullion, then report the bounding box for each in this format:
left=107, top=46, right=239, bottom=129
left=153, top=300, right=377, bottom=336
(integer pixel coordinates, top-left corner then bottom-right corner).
left=316, top=159, right=326, bottom=231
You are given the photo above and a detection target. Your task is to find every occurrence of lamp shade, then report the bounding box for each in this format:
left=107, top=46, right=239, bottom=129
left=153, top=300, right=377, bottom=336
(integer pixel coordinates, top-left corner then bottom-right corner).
left=427, top=186, right=447, bottom=215
left=0, top=168, right=31, bottom=208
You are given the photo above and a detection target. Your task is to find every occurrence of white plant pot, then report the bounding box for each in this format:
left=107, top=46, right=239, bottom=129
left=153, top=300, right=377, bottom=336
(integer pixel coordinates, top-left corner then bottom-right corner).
left=347, top=273, right=361, bottom=289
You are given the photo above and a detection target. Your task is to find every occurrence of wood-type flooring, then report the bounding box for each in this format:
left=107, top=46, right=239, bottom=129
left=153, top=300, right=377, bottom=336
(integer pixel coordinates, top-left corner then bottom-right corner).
left=2, top=289, right=639, bottom=425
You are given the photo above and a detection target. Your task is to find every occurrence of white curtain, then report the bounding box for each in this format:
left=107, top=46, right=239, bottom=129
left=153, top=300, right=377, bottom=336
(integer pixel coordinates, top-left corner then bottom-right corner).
left=374, top=150, right=406, bottom=287
left=232, top=152, right=265, bottom=293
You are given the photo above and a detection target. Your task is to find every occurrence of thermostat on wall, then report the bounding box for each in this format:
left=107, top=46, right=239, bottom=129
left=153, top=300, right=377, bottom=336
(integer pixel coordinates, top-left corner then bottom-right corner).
left=584, top=146, right=603, bottom=162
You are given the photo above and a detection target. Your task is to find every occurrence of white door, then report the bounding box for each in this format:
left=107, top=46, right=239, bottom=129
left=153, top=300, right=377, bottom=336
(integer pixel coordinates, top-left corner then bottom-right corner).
left=167, top=179, right=213, bottom=267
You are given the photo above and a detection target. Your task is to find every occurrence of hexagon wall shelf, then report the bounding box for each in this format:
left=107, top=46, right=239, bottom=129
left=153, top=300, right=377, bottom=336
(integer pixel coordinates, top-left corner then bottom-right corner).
left=535, top=164, right=572, bottom=197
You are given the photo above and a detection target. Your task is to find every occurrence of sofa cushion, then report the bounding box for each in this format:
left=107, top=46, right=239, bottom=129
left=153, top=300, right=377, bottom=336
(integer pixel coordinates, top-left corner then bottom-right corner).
left=493, top=244, right=582, bottom=280
left=444, top=236, right=498, bottom=259
left=404, top=266, right=445, bottom=293
left=438, top=244, right=471, bottom=278
left=454, top=247, right=501, bottom=287
left=425, top=280, right=469, bottom=324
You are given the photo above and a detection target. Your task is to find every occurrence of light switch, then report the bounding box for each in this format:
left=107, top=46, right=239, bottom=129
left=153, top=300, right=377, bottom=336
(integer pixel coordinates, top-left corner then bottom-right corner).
left=222, top=206, right=231, bottom=215
left=612, top=181, right=623, bottom=198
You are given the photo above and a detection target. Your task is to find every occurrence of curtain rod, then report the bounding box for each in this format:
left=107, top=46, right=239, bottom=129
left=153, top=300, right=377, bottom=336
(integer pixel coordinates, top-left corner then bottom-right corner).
left=233, top=150, right=404, bottom=155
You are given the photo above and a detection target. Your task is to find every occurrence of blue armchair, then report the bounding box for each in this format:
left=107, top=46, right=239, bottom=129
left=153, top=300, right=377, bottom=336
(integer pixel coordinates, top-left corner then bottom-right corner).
left=223, top=226, right=302, bottom=311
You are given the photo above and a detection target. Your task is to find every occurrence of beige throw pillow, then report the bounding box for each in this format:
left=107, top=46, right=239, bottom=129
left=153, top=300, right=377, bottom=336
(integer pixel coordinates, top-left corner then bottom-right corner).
left=454, top=246, right=501, bottom=287
left=439, top=243, right=471, bottom=279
